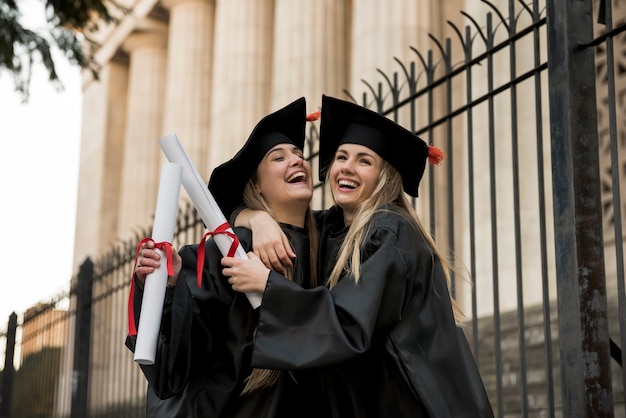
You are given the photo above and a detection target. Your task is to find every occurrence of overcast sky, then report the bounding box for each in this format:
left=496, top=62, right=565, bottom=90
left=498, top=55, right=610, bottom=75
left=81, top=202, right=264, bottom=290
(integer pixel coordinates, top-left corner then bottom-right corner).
left=0, top=0, right=82, bottom=343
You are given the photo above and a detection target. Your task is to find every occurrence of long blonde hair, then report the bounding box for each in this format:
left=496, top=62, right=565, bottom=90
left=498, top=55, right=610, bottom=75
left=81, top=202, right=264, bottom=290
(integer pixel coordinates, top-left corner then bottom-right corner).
left=326, top=160, right=464, bottom=324
left=239, top=177, right=319, bottom=394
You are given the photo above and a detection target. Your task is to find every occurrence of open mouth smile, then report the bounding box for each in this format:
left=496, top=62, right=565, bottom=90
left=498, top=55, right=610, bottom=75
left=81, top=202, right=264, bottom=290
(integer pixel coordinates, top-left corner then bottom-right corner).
left=338, top=179, right=358, bottom=190
left=287, top=171, right=307, bottom=183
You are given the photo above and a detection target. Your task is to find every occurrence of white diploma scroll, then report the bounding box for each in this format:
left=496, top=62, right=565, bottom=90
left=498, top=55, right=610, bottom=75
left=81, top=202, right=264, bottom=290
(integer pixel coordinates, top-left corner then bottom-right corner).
left=134, top=162, right=183, bottom=365
left=159, top=133, right=263, bottom=308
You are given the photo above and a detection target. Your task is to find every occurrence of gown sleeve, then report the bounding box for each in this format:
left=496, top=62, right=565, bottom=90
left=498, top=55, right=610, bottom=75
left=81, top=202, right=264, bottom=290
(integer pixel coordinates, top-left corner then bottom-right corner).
left=124, top=272, right=194, bottom=398
left=251, top=222, right=407, bottom=369
left=125, top=228, right=254, bottom=400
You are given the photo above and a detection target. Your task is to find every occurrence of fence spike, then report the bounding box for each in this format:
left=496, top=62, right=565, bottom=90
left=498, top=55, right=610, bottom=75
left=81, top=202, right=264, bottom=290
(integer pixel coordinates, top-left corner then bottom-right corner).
left=460, top=11, right=488, bottom=45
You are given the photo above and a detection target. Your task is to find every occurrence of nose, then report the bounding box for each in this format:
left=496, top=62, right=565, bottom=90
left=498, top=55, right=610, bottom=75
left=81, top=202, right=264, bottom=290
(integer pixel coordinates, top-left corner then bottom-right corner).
left=339, top=158, right=354, bottom=173
left=290, top=153, right=304, bottom=166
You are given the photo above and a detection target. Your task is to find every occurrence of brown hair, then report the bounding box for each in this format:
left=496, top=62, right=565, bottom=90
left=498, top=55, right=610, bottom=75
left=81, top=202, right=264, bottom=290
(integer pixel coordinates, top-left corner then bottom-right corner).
left=239, top=178, right=318, bottom=394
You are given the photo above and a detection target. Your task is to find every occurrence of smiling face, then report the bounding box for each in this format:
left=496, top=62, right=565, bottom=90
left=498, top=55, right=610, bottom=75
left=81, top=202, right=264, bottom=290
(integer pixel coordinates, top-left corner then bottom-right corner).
left=253, top=143, right=313, bottom=226
left=329, top=143, right=384, bottom=224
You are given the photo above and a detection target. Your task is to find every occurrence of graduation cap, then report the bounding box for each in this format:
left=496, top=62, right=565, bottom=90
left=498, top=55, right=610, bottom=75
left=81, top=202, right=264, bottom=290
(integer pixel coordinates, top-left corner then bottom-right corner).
left=318, top=94, right=442, bottom=197
left=209, top=97, right=307, bottom=219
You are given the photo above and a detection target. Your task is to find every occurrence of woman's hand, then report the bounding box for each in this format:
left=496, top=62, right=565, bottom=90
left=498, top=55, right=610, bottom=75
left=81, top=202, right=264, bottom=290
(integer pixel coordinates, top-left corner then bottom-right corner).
left=235, top=209, right=296, bottom=274
left=221, top=252, right=270, bottom=293
left=135, top=240, right=182, bottom=286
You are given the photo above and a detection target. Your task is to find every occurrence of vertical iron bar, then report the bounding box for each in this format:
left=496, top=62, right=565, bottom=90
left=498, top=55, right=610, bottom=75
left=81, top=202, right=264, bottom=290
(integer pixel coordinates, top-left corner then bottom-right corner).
left=409, top=62, right=419, bottom=210
left=508, top=2, right=529, bottom=415
left=463, top=24, right=480, bottom=360
left=444, top=38, right=456, bottom=297
left=390, top=72, right=400, bottom=123
left=376, top=82, right=384, bottom=113
left=532, top=0, right=555, bottom=415
left=600, top=1, right=626, bottom=413
left=486, top=13, right=504, bottom=417
left=0, top=313, right=17, bottom=418
left=427, top=51, right=436, bottom=235
left=115, top=270, right=123, bottom=415
left=546, top=0, right=614, bottom=416
left=71, top=258, right=94, bottom=418
left=105, top=269, right=113, bottom=412
left=409, top=62, right=417, bottom=133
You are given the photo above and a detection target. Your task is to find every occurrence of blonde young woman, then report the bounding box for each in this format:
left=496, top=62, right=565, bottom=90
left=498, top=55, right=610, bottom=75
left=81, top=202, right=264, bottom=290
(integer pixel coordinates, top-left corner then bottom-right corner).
left=223, top=95, right=494, bottom=418
left=126, top=97, right=328, bottom=417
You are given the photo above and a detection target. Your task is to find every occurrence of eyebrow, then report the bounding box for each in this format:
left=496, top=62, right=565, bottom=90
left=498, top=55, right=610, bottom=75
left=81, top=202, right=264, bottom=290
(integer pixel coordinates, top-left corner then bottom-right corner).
left=336, top=148, right=376, bottom=159
left=266, top=145, right=301, bottom=157
left=266, top=146, right=286, bottom=156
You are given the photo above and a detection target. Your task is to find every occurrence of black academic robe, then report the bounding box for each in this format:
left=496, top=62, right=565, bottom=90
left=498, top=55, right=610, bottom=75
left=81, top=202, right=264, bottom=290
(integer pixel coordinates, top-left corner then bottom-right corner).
left=250, top=206, right=494, bottom=418
left=126, top=225, right=326, bottom=418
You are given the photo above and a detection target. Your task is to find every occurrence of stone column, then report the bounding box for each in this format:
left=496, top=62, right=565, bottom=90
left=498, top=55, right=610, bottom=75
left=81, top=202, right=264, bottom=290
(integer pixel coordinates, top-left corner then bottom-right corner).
left=117, top=21, right=168, bottom=240
left=350, top=0, right=437, bottom=94
left=73, top=58, right=129, bottom=265
left=161, top=0, right=215, bottom=175
left=271, top=0, right=349, bottom=210
left=271, top=0, right=349, bottom=112
left=207, top=0, right=273, bottom=172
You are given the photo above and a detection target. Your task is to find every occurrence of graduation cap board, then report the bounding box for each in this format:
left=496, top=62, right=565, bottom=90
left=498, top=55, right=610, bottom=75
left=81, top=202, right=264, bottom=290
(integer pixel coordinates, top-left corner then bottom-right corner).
left=318, top=95, right=430, bottom=197
left=209, top=97, right=307, bottom=219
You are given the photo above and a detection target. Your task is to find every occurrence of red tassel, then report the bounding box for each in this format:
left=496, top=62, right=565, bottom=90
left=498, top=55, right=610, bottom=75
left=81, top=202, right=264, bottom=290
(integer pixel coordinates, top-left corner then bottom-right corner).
left=306, top=110, right=321, bottom=122
left=428, top=145, right=445, bottom=166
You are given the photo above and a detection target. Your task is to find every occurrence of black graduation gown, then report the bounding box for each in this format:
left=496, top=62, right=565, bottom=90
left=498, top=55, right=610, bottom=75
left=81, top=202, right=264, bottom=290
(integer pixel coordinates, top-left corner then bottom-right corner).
left=126, top=225, right=326, bottom=417
left=250, top=206, right=494, bottom=418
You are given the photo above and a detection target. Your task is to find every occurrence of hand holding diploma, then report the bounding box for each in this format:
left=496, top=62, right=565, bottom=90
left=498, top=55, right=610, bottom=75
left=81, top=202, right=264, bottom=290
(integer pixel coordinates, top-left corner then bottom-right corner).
left=130, top=162, right=183, bottom=365
left=159, top=133, right=263, bottom=309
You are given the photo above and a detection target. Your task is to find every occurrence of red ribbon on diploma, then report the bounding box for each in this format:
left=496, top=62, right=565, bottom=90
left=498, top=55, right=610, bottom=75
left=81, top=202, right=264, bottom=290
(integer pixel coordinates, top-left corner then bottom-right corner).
left=127, top=237, right=175, bottom=336
left=197, top=222, right=240, bottom=288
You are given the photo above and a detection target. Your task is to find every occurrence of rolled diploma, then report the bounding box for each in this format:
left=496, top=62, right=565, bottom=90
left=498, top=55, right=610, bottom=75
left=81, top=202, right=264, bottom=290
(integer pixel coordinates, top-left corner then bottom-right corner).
left=134, top=162, right=183, bottom=365
left=159, top=133, right=262, bottom=308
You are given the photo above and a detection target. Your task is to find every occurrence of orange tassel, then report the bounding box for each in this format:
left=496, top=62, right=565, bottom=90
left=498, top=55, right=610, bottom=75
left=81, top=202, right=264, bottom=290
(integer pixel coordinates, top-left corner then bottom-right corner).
left=428, top=145, right=445, bottom=165
left=306, top=110, right=321, bottom=122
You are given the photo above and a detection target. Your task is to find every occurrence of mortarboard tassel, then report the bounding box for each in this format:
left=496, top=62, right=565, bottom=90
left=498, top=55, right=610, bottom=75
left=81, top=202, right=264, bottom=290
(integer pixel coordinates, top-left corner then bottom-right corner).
left=306, top=110, right=321, bottom=122
left=428, top=145, right=445, bottom=166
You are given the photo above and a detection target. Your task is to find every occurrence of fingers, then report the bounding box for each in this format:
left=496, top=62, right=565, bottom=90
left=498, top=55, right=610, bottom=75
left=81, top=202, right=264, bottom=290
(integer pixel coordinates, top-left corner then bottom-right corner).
left=277, top=234, right=296, bottom=267
left=135, top=261, right=155, bottom=282
left=134, top=241, right=182, bottom=288
left=134, top=241, right=162, bottom=279
left=222, top=255, right=245, bottom=282
left=222, top=253, right=270, bottom=294
left=253, top=249, right=280, bottom=274
left=228, top=278, right=252, bottom=293
left=135, top=268, right=146, bottom=284
left=284, top=236, right=297, bottom=259
left=254, top=242, right=294, bottom=274
left=137, top=249, right=161, bottom=268
left=259, top=231, right=295, bottom=272
left=223, top=269, right=251, bottom=293
left=268, top=249, right=287, bottom=274
left=221, top=257, right=235, bottom=280
left=227, top=277, right=244, bottom=293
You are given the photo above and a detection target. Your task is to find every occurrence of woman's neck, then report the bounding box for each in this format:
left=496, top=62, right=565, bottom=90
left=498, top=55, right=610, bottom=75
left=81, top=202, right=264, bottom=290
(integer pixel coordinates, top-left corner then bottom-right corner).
left=341, top=207, right=354, bottom=226
left=273, top=207, right=307, bottom=227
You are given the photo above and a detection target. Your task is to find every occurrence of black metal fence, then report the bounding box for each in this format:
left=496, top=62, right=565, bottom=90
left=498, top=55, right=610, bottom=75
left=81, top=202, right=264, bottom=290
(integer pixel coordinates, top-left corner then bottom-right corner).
left=1, top=0, right=625, bottom=417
